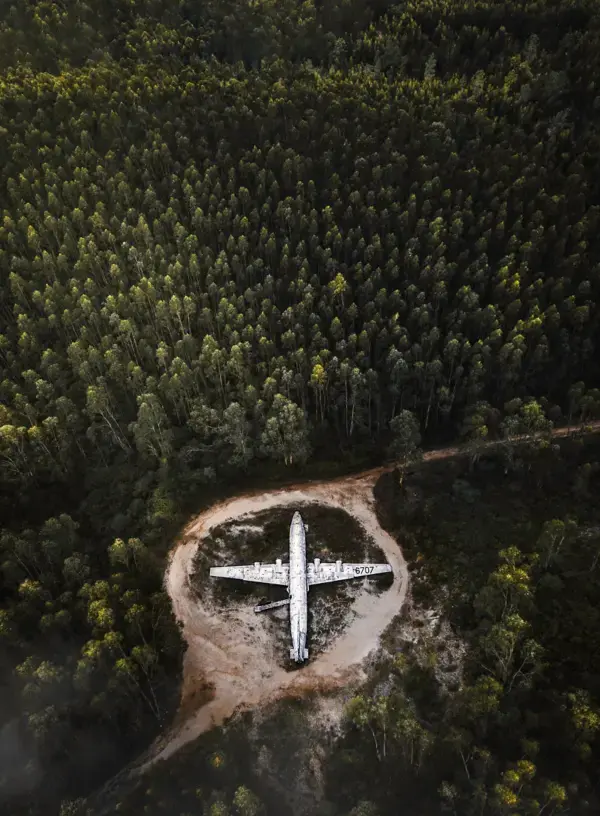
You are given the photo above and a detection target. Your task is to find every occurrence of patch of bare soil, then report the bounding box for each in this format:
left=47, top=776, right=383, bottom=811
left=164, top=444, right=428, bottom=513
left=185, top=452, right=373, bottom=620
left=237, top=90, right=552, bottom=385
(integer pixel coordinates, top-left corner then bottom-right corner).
left=191, top=504, right=384, bottom=669
left=140, top=473, right=408, bottom=770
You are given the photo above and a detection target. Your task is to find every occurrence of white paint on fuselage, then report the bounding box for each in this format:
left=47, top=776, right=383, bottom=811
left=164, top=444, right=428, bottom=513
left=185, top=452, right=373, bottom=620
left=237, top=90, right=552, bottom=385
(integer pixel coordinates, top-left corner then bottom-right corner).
left=288, top=511, right=308, bottom=662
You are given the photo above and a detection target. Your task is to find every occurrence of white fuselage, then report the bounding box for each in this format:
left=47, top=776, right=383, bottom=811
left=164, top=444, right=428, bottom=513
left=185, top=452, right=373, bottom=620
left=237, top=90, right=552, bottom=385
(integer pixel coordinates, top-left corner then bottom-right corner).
left=289, top=511, right=308, bottom=662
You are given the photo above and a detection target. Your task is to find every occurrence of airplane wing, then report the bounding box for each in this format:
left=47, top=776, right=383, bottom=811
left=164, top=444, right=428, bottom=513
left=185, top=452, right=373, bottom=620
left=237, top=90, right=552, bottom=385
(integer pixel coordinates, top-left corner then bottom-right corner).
left=210, top=563, right=289, bottom=586
left=307, top=562, right=392, bottom=586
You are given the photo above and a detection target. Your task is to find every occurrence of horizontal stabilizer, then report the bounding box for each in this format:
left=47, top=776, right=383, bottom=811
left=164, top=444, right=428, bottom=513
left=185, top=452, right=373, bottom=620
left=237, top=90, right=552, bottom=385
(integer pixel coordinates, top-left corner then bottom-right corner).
left=307, top=562, right=392, bottom=586
left=210, top=563, right=289, bottom=586
left=254, top=598, right=290, bottom=613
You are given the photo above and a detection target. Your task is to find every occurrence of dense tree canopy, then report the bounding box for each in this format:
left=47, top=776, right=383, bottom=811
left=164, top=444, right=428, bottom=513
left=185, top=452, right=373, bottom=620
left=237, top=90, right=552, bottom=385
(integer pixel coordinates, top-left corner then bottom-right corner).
left=1, top=0, right=600, bottom=814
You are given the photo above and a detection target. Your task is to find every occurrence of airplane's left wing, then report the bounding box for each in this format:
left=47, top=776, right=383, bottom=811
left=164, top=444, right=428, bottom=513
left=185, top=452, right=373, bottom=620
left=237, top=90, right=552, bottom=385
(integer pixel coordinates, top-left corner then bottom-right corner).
left=210, top=562, right=289, bottom=586
left=307, top=561, right=392, bottom=586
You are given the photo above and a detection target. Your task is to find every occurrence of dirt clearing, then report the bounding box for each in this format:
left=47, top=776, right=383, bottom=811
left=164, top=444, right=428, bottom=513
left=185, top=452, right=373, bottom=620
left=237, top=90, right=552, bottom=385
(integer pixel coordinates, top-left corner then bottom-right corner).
left=140, top=422, right=600, bottom=771
left=141, top=470, right=408, bottom=769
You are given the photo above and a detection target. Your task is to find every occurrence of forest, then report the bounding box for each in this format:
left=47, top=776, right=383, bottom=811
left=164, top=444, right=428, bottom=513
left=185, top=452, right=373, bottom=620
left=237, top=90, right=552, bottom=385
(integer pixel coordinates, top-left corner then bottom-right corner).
left=1, top=0, right=600, bottom=813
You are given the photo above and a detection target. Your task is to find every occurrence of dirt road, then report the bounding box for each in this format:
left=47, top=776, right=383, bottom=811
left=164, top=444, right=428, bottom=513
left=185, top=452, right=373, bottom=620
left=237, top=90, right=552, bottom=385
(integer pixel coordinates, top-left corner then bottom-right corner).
left=142, top=420, right=600, bottom=769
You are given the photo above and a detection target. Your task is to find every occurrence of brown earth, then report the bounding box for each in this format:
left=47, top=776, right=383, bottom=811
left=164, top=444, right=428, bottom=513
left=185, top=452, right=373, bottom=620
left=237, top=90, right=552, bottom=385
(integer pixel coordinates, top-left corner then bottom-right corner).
left=140, top=420, right=600, bottom=770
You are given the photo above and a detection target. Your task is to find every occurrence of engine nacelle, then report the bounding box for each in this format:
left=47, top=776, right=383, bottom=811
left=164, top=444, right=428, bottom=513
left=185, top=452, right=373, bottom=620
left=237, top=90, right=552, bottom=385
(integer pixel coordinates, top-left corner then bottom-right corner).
left=336, top=559, right=342, bottom=572
left=254, top=561, right=260, bottom=569
left=314, top=558, right=320, bottom=569
left=276, top=558, right=282, bottom=568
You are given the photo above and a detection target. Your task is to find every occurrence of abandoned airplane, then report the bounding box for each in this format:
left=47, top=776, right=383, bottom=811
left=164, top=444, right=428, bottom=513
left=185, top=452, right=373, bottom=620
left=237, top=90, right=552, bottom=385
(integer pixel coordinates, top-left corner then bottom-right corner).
left=210, top=511, right=393, bottom=662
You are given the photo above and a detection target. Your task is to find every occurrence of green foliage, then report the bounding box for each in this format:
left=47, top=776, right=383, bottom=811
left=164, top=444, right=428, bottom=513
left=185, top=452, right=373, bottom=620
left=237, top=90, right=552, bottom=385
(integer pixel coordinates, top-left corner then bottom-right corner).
left=359, top=440, right=600, bottom=816
left=1, top=0, right=600, bottom=813
left=260, top=394, right=311, bottom=466
left=387, top=410, right=422, bottom=479
left=347, top=802, right=379, bottom=816
left=232, top=785, right=263, bottom=816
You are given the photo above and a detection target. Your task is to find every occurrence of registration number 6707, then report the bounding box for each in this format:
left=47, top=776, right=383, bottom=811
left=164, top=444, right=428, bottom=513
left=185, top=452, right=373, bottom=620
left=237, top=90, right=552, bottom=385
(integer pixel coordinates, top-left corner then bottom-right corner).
left=354, top=566, right=374, bottom=575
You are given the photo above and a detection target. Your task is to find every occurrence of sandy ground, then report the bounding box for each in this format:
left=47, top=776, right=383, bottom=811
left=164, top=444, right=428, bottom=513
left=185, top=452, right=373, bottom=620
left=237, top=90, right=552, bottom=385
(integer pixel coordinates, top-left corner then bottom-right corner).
left=140, top=420, right=600, bottom=771
left=142, top=470, right=407, bottom=769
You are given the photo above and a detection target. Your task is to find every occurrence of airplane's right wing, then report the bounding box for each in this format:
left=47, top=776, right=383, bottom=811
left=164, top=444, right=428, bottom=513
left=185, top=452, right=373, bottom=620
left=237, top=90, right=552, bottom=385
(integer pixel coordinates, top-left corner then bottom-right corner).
left=307, top=562, right=392, bottom=586
left=210, top=563, right=289, bottom=586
